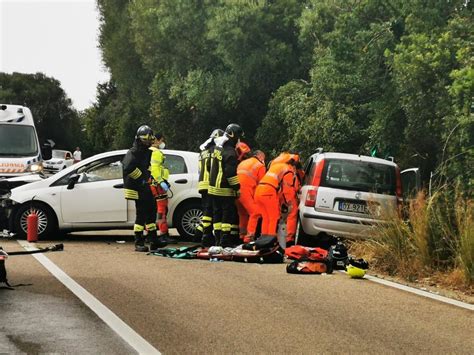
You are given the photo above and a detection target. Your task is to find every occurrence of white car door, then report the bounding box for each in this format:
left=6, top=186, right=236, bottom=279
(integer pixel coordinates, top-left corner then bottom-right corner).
left=60, top=154, right=127, bottom=223
left=166, top=152, right=192, bottom=189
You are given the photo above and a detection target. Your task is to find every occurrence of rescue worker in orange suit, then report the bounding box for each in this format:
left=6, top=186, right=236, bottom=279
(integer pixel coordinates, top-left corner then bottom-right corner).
left=254, top=158, right=298, bottom=238
left=269, top=152, right=304, bottom=244
left=208, top=123, right=244, bottom=248
left=195, top=129, right=224, bottom=246
left=122, top=125, right=166, bottom=252
left=236, top=149, right=266, bottom=243
left=149, top=133, right=176, bottom=244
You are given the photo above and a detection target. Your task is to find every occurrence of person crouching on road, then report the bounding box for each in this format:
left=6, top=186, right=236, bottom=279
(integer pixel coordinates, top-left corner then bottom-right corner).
left=149, top=133, right=176, bottom=245
left=208, top=123, right=244, bottom=248
left=195, top=129, right=224, bottom=246
left=236, top=148, right=266, bottom=243
left=122, top=125, right=166, bottom=252
left=254, top=156, right=298, bottom=239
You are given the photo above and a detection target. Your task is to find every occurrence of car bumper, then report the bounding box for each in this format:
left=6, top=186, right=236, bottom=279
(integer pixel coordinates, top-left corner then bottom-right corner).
left=299, top=207, right=385, bottom=239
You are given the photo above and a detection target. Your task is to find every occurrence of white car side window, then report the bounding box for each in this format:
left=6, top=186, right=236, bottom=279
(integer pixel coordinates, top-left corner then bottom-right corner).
left=77, top=157, right=123, bottom=184
left=164, top=154, right=187, bottom=175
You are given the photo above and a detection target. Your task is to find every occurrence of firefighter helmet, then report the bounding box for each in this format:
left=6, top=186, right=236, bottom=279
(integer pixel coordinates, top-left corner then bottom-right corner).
left=225, top=123, right=244, bottom=139
left=135, top=125, right=155, bottom=146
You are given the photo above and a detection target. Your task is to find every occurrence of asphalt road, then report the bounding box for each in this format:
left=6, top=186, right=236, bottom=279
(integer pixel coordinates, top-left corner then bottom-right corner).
left=1, top=231, right=473, bottom=354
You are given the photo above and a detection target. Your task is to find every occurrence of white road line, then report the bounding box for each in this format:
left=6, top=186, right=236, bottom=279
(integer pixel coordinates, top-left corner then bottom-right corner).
left=338, top=270, right=474, bottom=311
left=18, top=240, right=161, bottom=355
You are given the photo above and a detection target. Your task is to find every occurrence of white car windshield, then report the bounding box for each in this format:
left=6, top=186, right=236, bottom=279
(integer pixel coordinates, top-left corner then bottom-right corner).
left=0, top=125, right=38, bottom=157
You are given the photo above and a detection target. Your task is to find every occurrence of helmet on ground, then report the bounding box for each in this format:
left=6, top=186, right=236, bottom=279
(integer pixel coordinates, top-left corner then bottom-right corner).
left=348, top=257, right=369, bottom=270
left=329, top=241, right=348, bottom=270
left=210, top=128, right=224, bottom=139
left=225, top=123, right=244, bottom=140
left=346, top=264, right=366, bottom=278
left=236, top=142, right=251, bottom=161
left=135, top=125, right=155, bottom=146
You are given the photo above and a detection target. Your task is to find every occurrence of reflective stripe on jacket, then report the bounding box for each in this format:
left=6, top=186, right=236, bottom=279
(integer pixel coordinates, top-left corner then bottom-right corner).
left=198, top=147, right=212, bottom=192
left=208, top=141, right=239, bottom=197
left=237, top=156, right=266, bottom=189
left=259, top=163, right=296, bottom=204
left=149, top=146, right=169, bottom=183
left=122, top=142, right=151, bottom=200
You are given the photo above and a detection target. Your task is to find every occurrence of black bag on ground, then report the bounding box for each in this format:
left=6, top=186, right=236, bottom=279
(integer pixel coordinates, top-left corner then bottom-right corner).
left=242, top=236, right=278, bottom=251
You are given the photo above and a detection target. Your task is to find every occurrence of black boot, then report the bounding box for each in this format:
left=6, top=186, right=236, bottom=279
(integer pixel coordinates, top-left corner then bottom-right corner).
left=230, top=233, right=242, bottom=247
left=149, top=230, right=167, bottom=251
left=193, top=228, right=203, bottom=243
left=220, top=233, right=236, bottom=248
left=134, top=232, right=149, bottom=252
left=201, top=234, right=215, bottom=248
left=160, top=232, right=177, bottom=244
left=214, top=230, right=222, bottom=247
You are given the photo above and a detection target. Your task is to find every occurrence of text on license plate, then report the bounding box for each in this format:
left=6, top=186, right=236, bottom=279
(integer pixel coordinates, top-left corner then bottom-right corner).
left=339, top=202, right=368, bottom=214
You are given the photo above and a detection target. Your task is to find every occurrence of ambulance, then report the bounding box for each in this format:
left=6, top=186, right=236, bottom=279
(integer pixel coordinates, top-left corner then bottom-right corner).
left=0, top=104, right=49, bottom=179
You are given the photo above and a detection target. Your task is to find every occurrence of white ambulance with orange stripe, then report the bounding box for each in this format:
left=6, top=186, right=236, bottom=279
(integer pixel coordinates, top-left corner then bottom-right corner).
left=0, top=104, right=45, bottom=179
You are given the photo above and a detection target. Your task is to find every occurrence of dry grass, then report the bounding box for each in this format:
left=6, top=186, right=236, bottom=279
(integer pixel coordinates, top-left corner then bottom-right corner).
left=350, top=188, right=474, bottom=290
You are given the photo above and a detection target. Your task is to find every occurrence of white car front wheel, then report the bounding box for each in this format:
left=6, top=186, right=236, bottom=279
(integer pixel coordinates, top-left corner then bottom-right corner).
left=14, top=203, right=57, bottom=240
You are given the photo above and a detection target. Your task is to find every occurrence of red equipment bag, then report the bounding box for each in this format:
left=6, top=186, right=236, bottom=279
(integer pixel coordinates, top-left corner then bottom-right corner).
left=285, top=245, right=329, bottom=262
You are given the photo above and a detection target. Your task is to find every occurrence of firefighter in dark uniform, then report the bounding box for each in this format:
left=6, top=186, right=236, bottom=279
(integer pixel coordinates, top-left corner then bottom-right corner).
left=208, top=123, right=244, bottom=248
left=122, top=125, right=167, bottom=252
left=194, top=129, right=224, bottom=246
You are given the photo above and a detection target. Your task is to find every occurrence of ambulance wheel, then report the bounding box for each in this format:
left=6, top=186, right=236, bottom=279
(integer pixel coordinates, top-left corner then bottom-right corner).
left=13, top=202, right=58, bottom=240
left=174, top=201, right=203, bottom=240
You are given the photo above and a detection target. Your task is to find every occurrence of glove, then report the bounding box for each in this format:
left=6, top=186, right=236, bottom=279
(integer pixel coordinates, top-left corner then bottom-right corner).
left=160, top=181, right=169, bottom=191
left=280, top=204, right=289, bottom=214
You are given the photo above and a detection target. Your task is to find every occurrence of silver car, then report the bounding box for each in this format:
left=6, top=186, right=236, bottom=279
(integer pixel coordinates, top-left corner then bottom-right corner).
left=298, top=151, right=419, bottom=240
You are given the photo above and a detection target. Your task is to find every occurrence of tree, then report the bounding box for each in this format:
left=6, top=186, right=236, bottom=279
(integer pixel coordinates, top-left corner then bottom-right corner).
left=0, top=72, right=82, bottom=150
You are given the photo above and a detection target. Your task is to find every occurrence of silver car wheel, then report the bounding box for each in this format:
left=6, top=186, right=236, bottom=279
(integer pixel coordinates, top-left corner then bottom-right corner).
left=20, top=208, right=48, bottom=234
left=181, top=208, right=203, bottom=236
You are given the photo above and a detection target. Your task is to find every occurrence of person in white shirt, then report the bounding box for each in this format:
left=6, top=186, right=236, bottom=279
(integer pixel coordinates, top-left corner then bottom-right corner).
left=73, top=147, right=82, bottom=163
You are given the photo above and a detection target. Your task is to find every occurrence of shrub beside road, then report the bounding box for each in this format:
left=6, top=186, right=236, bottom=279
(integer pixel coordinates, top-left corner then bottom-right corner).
left=351, top=188, right=473, bottom=299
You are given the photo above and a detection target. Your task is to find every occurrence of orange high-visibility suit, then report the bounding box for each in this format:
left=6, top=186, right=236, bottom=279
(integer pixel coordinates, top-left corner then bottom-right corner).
left=236, top=156, right=266, bottom=241
left=286, top=169, right=304, bottom=242
left=269, top=153, right=302, bottom=242
left=255, top=162, right=296, bottom=237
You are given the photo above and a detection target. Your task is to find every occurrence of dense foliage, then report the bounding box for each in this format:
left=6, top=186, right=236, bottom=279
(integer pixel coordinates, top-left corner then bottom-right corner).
left=0, top=72, right=82, bottom=151
left=89, top=0, right=472, bottom=188
left=90, top=0, right=474, bottom=189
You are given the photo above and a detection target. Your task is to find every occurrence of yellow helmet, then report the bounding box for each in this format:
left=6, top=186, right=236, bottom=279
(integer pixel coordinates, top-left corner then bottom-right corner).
left=346, top=264, right=366, bottom=278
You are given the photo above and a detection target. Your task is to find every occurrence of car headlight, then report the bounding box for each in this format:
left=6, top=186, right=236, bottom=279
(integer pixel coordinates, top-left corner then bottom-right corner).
left=26, top=162, right=44, bottom=173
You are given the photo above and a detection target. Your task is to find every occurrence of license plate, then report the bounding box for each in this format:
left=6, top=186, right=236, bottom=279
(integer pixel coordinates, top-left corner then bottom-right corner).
left=339, top=201, right=368, bottom=214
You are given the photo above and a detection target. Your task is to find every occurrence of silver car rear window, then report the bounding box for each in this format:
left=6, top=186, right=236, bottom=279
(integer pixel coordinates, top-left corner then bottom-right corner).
left=321, top=159, right=396, bottom=195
